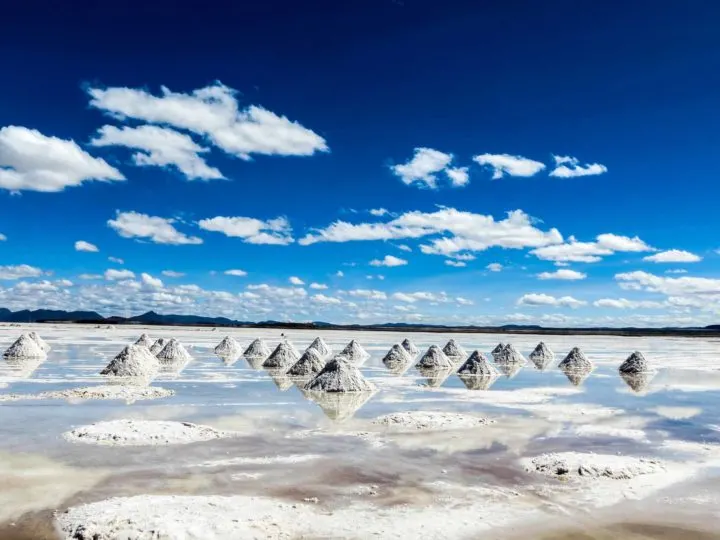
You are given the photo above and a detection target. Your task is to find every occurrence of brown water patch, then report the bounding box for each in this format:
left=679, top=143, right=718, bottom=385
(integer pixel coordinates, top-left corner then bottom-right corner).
left=536, top=523, right=720, bottom=540
left=0, top=510, right=56, bottom=540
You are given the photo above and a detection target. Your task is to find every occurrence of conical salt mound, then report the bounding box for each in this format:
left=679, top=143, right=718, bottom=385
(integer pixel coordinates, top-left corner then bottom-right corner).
left=214, top=336, right=242, bottom=357
left=100, top=344, right=159, bottom=379
left=619, top=351, right=649, bottom=374
left=491, top=342, right=506, bottom=358
left=495, top=343, right=526, bottom=364
left=529, top=341, right=554, bottom=370
left=562, top=365, right=592, bottom=387
left=149, top=338, right=168, bottom=355
left=306, top=337, right=332, bottom=358
left=621, top=371, right=655, bottom=394
left=457, top=351, right=499, bottom=377
left=459, top=373, right=498, bottom=391
left=243, top=338, right=271, bottom=359
left=28, top=331, right=51, bottom=353
left=288, top=347, right=327, bottom=377
left=304, top=356, right=375, bottom=392
left=558, top=347, right=593, bottom=371
left=134, top=333, right=153, bottom=348
left=340, top=340, right=370, bottom=364
left=415, top=345, right=453, bottom=370
left=262, top=341, right=299, bottom=369
left=417, top=367, right=453, bottom=387
left=302, top=390, right=374, bottom=422
left=401, top=338, right=419, bottom=356
left=382, top=344, right=411, bottom=373
left=443, top=339, right=466, bottom=360
left=156, top=338, right=193, bottom=363
left=3, top=334, right=47, bottom=359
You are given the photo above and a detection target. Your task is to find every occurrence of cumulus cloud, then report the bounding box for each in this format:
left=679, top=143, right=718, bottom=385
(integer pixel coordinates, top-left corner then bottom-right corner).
left=472, top=153, right=545, bottom=179
left=0, top=126, right=124, bottom=193
left=0, top=264, right=44, bottom=280
left=311, top=294, right=342, bottom=305
left=90, top=125, right=223, bottom=180
left=390, top=147, right=454, bottom=188
left=643, top=249, right=702, bottom=263
left=75, top=240, right=99, bottom=253
left=197, top=215, right=293, bottom=245
left=108, top=256, right=124, bottom=264
left=162, top=270, right=184, bottom=278
left=531, top=233, right=653, bottom=263
left=246, top=283, right=307, bottom=299
left=397, top=244, right=412, bottom=252
left=549, top=155, right=608, bottom=178
left=456, top=297, right=474, bottom=306
left=289, top=276, right=305, bottom=285
left=335, top=271, right=344, bottom=277
left=225, top=269, right=248, bottom=277
left=446, top=260, right=466, bottom=268
left=369, top=208, right=389, bottom=217
left=486, top=263, right=503, bottom=272
left=370, top=255, right=408, bottom=267
left=0, top=233, right=6, bottom=241
left=391, top=291, right=450, bottom=303
left=593, top=298, right=664, bottom=309
left=87, top=82, right=328, bottom=160
left=537, top=269, right=587, bottom=280
left=310, top=282, right=327, bottom=290
left=347, top=289, right=387, bottom=300
left=445, top=166, right=469, bottom=187
left=104, top=269, right=135, bottom=280
left=517, top=293, right=587, bottom=308
left=108, top=211, right=202, bottom=245
left=78, top=273, right=102, bottom=280
left=141, top=273, right=163, bottom=289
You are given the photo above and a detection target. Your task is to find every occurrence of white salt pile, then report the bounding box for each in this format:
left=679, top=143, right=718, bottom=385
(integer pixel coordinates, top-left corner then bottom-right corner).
left=0, top=385, right=174, bottom=402
left=28, top=331, right=51, bottom=353
left=619, top=351, right=650, bottom=374
left=134, top=333, right=153, bottom=348
left=306, top=336, right=332, bottom=358
left=214, top=336, right=242, bottom=357
left=415, top=345, right=453, bottom=370
left=63, top=420, right=236, bottom=446
left=304, top=356, right=375, bottom=392
left=491, top=342, right=506, bottom=359
left=558, top=347, right=593, bottom=371
left=149, top=338, right=168, bottom=355
left=442, top=338, right=466, bottom=360
left=401, top=338, right=419, bottom=356
left=263, top=341, right=300, bottom=369
left=156, top=338, right=193, bottom=363
left=339, top=340, right=370, bottom=364
left=243, top=338, right=271, bottom=358
left=382, top=344, right=411, bottom=373
left=3, top=334, right=47, bottom=359
left=495, top=343, right=526, bottom=364
left=100, top=344, right=159, bottom=379
left=457, top=351, right=499, bottom=377
left=373, top=411, right=492, bottom=431
left=524, top=452, right=665, bottom=480
left=529, top=341, right=554, bottom=369
left=287, top=347, right=326, bottom=377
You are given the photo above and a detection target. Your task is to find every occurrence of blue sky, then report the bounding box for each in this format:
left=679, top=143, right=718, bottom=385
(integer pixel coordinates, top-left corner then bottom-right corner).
left=2, top=0, right=720, bottom=326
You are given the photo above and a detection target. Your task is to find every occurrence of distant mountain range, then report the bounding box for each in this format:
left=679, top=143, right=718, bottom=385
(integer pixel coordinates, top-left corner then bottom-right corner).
left=1, top=307, right=720, bottom=337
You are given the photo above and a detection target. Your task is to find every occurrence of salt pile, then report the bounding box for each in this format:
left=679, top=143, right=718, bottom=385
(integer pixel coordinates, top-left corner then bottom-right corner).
left=303, top=390, right=374, bottom=421
left=562, top=367, right=591, bottom=387
left=287, top=347, right=326, bottom=377
left=491, top=342, right=505, bottom=359
left=457, top=351, right=498, bottom=377
left=214, top=336, right=242, bottom=357
left=156, top=338, right=193, bottom=363
left=382, top=344, right=412, bottom=373
left=442, top=339, right=466, bottom=360
left=304, top=356, right=375, bottom=392
left=134, top=333, right=153, bottom=348
left=263, top=341, right=300, bottom=369
left=373, top=411, right=492, bottom=431
left=558, top=347, right=593, bottom=371
left=621, top=371, right=655, bottom=394
left=28, top=331, right=51, bottom=353
left=100, top=344, right=159, bottom=379
left=401, top=338, right=419, bottom=356
left=243, top=338, right=271, bottom=359
left=495, top=343, right=526, bottom=364
left=149, top=338, right=168, bottom=355
left=529, top=341, right=554, bottom=370
left=619, top=351, right=650, bottom=374
left=524, top=452, right=665, bottom=480
left=3, top=334, right=47, bottom=359
left=339, top=340, right=370, bottom=364
left=415, top=345, right=453, bottom=370
left=306, top=337, right=332, bottom=358
left=0, top=385, right=174, bottom=402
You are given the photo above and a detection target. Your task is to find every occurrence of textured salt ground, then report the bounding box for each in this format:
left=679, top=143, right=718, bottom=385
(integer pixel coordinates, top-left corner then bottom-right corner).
left=524, top=452, right=666, bottom=480
left=63, top=420, right=238, bottom=446
left=372, top=411, right=494, bottom=431
left=0, top=385, right=174, bottom=402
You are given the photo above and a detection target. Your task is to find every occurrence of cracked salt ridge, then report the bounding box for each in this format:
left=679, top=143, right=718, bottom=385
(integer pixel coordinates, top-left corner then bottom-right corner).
left=63, top=420, right=239, bottom=447
left=372, top=411, right=494, bottom=431
left=0, top=385, right=174, bottom=402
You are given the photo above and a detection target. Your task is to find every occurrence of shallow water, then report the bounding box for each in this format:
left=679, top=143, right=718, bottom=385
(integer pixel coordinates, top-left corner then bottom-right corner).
left=2, top=324, right=720, bottom=538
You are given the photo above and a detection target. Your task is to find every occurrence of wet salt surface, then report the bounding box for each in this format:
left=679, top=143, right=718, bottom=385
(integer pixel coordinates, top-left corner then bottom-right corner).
left=1, top=324, right=720, bottom=538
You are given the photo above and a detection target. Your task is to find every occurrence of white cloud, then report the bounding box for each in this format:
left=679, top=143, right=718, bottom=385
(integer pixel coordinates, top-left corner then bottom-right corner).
left=246, top=283, right=307, bottom=299
left=108, top=256, right=124, bottom=264
left=0, top=233, right=6, bottom=241
left=370, top=255, right=408, bottom=267
left=78, top=273, right=102, bottom=280
left=347, top=289, right=387, bottom=300
left=615, top=271, right=720, bottom=298
left=0, top=264, right=44, bottom=280
left=108, top=211, right=202, bottom=245
left=397, top=244, right=412, bottom=252
left=87, top=82, right=328, bottom=160
left=486, top=263, right=503, bottom=272
left=593, top=298, right=664, bottom=309
left=390, top=147, right=453, bottom=188
left=225, top=269, right=248, bottom=277
left=472, top=153, right=545, bottom=179
left=643, top=249, right=702, bottom=263
left=197, top=215, right=293, bottom=245
left=310, top=282, right=327, bottom=290
left=391, top=291, right=450, bottom=303
left=90, top=125, right=223, bottom=180
left=0, top=126, right=124, bottom=193
left=595, top=233, right=653, bottom=252
left=369, top=208, right=389, bottom=217
left=537, top=269, right=587, bottom=280
left=289, top=276, right=305, bottom=285
left=104, top=269, right=135, bottom=280
left=665, top=269, right=688, bottom=274
left=445, top=166, right=470, bottom=187
left=75, top=240, right=99, bottom=253
left=517, top=293, right=587, bottom=308
left=336, top=271, right=344, bottom=277
left=141, top=273, right=163, bottom=289
left=549, top=155, right=608, bottom=178
left=531, top=233, right=653, bottom=263
left=162, top=270, right=184, bottom=278
left=456, top=297, right=474, bottom=306
left=311, top=294, right=342, bottom=305
left=445, top=260, right=466, bottom=268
